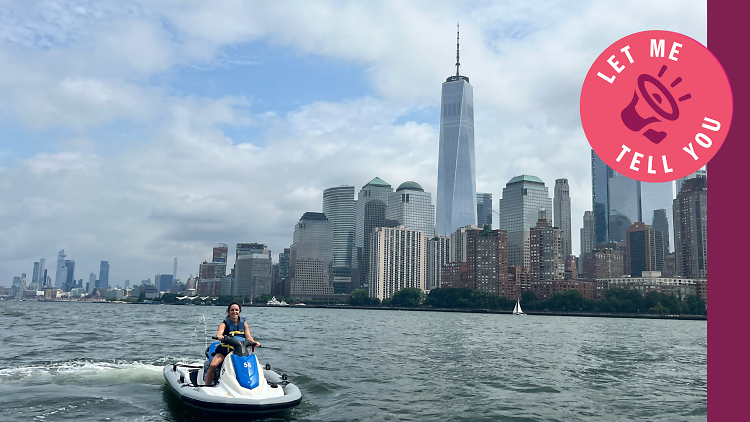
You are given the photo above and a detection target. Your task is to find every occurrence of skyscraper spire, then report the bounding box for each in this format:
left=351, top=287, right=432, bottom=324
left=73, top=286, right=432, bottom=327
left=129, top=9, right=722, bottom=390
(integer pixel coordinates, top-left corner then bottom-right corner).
left=436, top=22, right=476, bottom=236
left=455, top=22, right=461, bottom=77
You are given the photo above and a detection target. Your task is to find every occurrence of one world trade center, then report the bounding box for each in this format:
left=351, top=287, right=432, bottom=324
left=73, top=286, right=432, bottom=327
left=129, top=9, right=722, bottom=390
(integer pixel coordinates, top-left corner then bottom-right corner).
left=435, top=25, right=477, bottom=236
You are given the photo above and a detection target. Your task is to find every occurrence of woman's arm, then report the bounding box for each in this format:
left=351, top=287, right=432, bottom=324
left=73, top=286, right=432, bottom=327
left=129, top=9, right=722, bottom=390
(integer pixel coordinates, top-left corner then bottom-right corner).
left=244, top=321, right=260, bottom=346
left=216, top=322, right=227, bottom=341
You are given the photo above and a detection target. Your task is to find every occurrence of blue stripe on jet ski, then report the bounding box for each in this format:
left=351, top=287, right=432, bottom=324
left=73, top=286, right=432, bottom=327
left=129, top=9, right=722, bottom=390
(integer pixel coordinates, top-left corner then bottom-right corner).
left=231, top=355, right=260, bottom=390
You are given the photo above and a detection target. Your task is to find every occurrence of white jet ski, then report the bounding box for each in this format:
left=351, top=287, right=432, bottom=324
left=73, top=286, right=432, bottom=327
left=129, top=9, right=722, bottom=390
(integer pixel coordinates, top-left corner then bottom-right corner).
left=164, top=336, right=302, bottom=415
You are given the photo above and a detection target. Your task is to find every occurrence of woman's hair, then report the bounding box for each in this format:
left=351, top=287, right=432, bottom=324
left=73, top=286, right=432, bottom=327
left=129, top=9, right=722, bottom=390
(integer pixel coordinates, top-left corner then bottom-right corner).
left=226, top=301, right=242, bottom=317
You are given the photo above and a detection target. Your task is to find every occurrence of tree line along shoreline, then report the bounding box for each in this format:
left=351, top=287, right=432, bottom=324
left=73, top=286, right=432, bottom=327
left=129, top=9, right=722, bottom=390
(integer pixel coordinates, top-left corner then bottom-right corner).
left=135, top=286, right=706, bottom=319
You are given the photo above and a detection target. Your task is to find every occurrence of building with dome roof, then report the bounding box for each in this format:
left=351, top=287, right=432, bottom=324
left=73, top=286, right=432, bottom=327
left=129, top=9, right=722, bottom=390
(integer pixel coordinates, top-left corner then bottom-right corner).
left=499, top=175, right=553, bottom=267
left=353, top=177, right=396, bottom=289
left=386, top=181, right=435, bottom=239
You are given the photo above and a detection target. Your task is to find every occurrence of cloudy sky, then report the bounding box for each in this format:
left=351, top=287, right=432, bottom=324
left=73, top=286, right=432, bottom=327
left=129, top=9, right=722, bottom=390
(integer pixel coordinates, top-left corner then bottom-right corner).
left=0, top=0, right=706, bottom=287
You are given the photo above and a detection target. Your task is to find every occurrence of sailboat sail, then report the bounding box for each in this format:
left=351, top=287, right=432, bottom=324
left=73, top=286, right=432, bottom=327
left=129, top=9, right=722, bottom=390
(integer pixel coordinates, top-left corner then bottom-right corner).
left=513, top=299, right=524, bottom=315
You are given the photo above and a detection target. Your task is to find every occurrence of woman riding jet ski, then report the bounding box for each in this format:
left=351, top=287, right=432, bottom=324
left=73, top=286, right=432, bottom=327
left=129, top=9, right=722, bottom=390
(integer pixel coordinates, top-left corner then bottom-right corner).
left=164, top=303, right=302, bottom=415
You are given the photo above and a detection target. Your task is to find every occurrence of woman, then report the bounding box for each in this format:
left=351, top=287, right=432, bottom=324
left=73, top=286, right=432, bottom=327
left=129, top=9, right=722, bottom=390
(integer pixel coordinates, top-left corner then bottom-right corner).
left=204, top=302, right=261, bottom=386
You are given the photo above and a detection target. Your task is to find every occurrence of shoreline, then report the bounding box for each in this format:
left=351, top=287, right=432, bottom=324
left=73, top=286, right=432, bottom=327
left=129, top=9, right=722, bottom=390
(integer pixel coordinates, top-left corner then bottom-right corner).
left=245, top=303, right=707, bottom=320
left=10, top=299, right=706, bottom=320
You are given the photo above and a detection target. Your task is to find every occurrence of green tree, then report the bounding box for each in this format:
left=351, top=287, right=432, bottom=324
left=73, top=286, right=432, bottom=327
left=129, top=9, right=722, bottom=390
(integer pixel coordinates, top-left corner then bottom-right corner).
left=137, top=292, right=146, bottom=303
left=390, top=287, right=425, bottom=307
left=547, top=289, right=584, bottom=311
left=424, top=288, right=472, bottom=308
left=349, top=289, right=379, bottom=306
left=684, top=294, right=707, bottom=315
left=256, top=294, right=273, bottom=304
left=521, top=290, right=537, bottom=303
left=649, top=301, right=668, bottom=314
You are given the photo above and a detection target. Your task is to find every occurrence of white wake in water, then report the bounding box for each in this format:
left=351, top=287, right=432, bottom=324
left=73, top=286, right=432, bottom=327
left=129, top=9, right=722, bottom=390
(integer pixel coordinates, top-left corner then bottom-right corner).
left=0, top=359, right=200, bottom=384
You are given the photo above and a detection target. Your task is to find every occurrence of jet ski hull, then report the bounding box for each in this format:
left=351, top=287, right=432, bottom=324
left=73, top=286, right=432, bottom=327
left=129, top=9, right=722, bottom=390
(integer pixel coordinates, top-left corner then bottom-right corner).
left=164, top=364, right=302, bottom=415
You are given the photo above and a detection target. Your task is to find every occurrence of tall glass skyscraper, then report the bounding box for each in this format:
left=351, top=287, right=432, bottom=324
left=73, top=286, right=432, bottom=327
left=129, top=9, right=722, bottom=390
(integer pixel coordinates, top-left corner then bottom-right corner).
left=641, top=182, right=673, bottom=234
left=580, top=211, right=595, bottom=255
left=386, top=181, right=435, bottom=238
left=591, top=151, right=609, bottom=245
left=476, top=193, right=493, bottom=229
left=499, top=175, right=553, bottom=267
left=591, top=150, right=674, bottom=246
left=435, top=29, right=476, bottom=236
left=553, top=179, right=572, bottom=257
left=290, top=212, right=333, bottom=297
left=98, top=261, right=109, bottom=289
left=323, top=185, right=355, bottom=268
left=54, top=249, right=67, bottom=288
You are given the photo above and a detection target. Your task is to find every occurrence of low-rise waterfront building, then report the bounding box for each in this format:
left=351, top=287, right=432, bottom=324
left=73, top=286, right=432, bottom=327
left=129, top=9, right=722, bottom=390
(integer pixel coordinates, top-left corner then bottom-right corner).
left=596, top=271, right=703, bottom=301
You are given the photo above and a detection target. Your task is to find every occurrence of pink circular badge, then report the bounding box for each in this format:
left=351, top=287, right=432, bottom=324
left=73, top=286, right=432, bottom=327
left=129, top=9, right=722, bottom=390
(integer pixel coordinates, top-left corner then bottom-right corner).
left=580, top=30, right=733, bottom=182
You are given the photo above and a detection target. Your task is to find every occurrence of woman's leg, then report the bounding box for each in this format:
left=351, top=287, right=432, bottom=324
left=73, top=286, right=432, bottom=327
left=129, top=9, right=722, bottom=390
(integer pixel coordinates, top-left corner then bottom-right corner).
left=204, top=353, right=226, bottom=386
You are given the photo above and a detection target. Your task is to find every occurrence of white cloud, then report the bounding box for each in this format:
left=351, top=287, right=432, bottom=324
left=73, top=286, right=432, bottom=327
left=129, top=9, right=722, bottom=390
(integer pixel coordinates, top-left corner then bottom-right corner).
left=25, top=151, right=102, bottom=174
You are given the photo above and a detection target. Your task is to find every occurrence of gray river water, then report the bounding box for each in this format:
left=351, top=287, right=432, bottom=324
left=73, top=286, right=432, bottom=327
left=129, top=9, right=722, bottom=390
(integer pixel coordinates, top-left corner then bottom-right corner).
left=0, top=300, right=707, bottom=421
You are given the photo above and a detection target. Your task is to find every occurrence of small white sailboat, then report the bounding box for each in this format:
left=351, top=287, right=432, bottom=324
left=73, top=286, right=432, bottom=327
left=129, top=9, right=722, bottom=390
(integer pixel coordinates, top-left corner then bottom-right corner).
left=513, top=298, right=525, bottom=315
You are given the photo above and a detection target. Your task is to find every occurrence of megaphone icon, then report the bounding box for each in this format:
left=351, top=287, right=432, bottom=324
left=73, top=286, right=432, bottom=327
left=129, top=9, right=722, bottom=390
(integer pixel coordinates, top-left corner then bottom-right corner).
left=621, top=65, right=691, bottom=144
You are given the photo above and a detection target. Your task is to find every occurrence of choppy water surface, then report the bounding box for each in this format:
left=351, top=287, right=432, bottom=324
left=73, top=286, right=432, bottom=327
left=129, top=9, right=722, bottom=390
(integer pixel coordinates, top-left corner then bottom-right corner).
left=0, top=300, right=707, bottom=421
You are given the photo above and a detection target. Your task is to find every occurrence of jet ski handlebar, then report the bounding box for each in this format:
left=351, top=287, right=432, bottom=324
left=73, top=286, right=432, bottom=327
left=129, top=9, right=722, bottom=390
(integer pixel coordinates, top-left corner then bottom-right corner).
left=211, top=336, right=259, bottom=356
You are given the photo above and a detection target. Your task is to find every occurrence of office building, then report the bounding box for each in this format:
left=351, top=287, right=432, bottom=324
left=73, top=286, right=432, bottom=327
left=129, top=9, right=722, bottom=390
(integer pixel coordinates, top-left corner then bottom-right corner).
left=387, top=181, right=435, bottom=238
left=235, top=243, right=272, bottom=300
left=98, top=261, right=109, bottom=289
left=499, top=175, right=553, bottom=267
left=626, top=222, right=665, bottom=277
left=88, top=273, right=96, bottom=293
left=37, top=258, right=46, bottom=287
left=652, top=209, right=671, bottom=252
left=477, top=192, right=493, bottom=229
left=435, top=29, right=477, bottom=236
left=199, top=261, right=227, bottom=280
left=290, top=212, right=334, bottom=297
left=581, top=211, right=595, bottom=255
left=591, top=150, right=673, bottom=246
left=213, top=244, right=229, bottom=263
left=279, top=248, right=290, bottom=280
left=54, top=250, right=67, bottom=289
left=64, top=260, right=75, bottom=291
left=369, top=226, right=426, bottom=301
left=675, top=167, right=707, bottom=194
left=32, top=262, right=40, bottom=290
left=155, top=274, right=174, bottom=292
left=554, top=178, right=572, bottom=257
left=641, top=181, right=673, bottom=249
left=323, top=185, right=356, bottom=269
left=673, top=177, right=708, bottom=279
left=354, top=177, right=395, bottom=289
left=237, top=243, right=271, bottom=260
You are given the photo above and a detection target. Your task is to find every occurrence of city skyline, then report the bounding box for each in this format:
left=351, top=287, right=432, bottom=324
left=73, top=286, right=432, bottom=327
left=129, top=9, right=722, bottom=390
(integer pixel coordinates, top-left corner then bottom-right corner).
left=0, top=2, right=706, bottom=285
